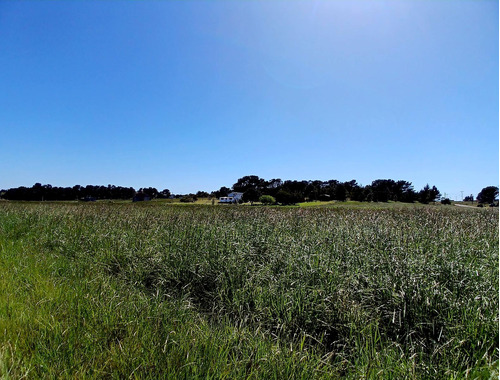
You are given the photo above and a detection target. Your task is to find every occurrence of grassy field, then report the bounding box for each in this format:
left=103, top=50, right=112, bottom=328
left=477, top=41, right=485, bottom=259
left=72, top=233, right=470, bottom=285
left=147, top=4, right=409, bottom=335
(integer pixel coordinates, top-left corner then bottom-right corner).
left=0, top=202, right=497, bottom=378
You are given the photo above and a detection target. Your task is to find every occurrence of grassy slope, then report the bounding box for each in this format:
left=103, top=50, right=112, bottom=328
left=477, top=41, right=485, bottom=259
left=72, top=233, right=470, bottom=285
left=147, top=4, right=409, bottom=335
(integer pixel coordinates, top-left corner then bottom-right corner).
left=0, top=202, right=498, bottom=378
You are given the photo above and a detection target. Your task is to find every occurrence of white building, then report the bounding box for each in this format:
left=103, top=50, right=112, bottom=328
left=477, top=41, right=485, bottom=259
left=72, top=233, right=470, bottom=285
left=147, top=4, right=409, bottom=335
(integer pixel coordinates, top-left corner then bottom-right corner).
left=219, top=192, right=244, bottom=204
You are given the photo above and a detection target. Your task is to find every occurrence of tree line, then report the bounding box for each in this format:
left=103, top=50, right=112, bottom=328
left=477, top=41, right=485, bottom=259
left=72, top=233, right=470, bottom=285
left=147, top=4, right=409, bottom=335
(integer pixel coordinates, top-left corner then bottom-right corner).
left=213, top=176, right=442, bottom=205
left=0, top=183, right=170, bottom=202
left=1, top=177, right=497, bottom=205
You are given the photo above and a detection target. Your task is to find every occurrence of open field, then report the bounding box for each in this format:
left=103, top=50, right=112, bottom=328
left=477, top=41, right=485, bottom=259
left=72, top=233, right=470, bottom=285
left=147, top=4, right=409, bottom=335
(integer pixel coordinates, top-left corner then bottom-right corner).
left=0, top=202, right=498, bottom=378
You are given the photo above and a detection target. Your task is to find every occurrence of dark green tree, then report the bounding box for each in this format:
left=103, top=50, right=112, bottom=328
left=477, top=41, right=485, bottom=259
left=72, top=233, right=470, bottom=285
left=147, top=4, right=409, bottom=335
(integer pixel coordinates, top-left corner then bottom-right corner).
left=276, top=189, right=292, bottom=205
left=243, top=188, right=262, bottom=205
left=213, top=186, right=230, bottom=198
left=140, top=187, right=159, bottom=199
left=477, top=186, right=499, bottom=204
left=159, top=189, right=171, bottom=198
left=348, top=181, right=366, bottom=201
left=418, top=184, right=441, bottom=204
left=304, top=180, right=322, bottom=201
left=370, top=179, right=396, bottom=202
left=233, top=175, right=265, bottom=193
left=334, top=183, right=347, bottom=201
left=262, top=178, right=283, bottom=197
left=396, top=181, right=417, bottom=203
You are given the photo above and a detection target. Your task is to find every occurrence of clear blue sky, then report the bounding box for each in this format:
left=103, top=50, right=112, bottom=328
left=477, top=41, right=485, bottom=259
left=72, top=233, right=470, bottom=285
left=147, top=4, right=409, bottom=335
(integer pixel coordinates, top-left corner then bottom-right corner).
left=1, top=0, right=498, bottom=199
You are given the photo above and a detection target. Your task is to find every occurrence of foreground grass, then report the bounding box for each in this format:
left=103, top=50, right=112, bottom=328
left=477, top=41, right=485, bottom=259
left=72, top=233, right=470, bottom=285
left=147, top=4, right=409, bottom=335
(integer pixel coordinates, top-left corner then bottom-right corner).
left=0, top=203, right=498, bottom=378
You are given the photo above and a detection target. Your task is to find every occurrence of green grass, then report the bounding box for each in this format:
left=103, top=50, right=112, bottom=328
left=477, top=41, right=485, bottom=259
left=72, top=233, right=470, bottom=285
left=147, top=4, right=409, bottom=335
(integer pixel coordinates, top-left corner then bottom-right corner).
left=297, top=200, right=431, bottom=208
left=0, top=202, right=497, bottom=378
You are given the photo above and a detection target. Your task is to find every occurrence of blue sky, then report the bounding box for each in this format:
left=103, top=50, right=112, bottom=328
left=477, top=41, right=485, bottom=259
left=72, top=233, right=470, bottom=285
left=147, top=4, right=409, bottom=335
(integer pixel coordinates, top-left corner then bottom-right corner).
left=0, top=0, right=498, bottom=199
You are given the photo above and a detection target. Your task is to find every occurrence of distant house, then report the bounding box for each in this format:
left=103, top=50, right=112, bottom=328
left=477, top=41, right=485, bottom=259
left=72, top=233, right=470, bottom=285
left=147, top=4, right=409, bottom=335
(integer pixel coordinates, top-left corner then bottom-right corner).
left=219, top=192, right=243, bottom=204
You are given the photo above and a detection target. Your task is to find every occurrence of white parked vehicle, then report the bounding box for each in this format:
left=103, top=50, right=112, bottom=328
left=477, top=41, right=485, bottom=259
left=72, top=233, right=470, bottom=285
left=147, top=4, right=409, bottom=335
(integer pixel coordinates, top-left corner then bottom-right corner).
left=219, top=192, right=243, bottom=204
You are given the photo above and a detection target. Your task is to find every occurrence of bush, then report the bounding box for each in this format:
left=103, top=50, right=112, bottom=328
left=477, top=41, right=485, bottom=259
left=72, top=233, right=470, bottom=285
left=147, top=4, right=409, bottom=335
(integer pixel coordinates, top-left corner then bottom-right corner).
left=441, top=198, right=451, bottom=205
left=259, top=195, right=276, bottom=205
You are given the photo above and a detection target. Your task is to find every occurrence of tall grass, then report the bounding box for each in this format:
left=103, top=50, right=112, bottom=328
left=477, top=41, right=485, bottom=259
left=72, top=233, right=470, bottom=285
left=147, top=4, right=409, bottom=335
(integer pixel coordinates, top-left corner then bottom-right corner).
left=0, top=202, right=497, bottom=378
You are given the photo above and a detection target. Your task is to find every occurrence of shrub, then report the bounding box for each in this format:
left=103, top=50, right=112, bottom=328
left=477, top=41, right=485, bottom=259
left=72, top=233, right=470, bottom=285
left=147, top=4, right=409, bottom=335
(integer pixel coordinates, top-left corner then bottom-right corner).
left=259, top=195, right=276, bottom=205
